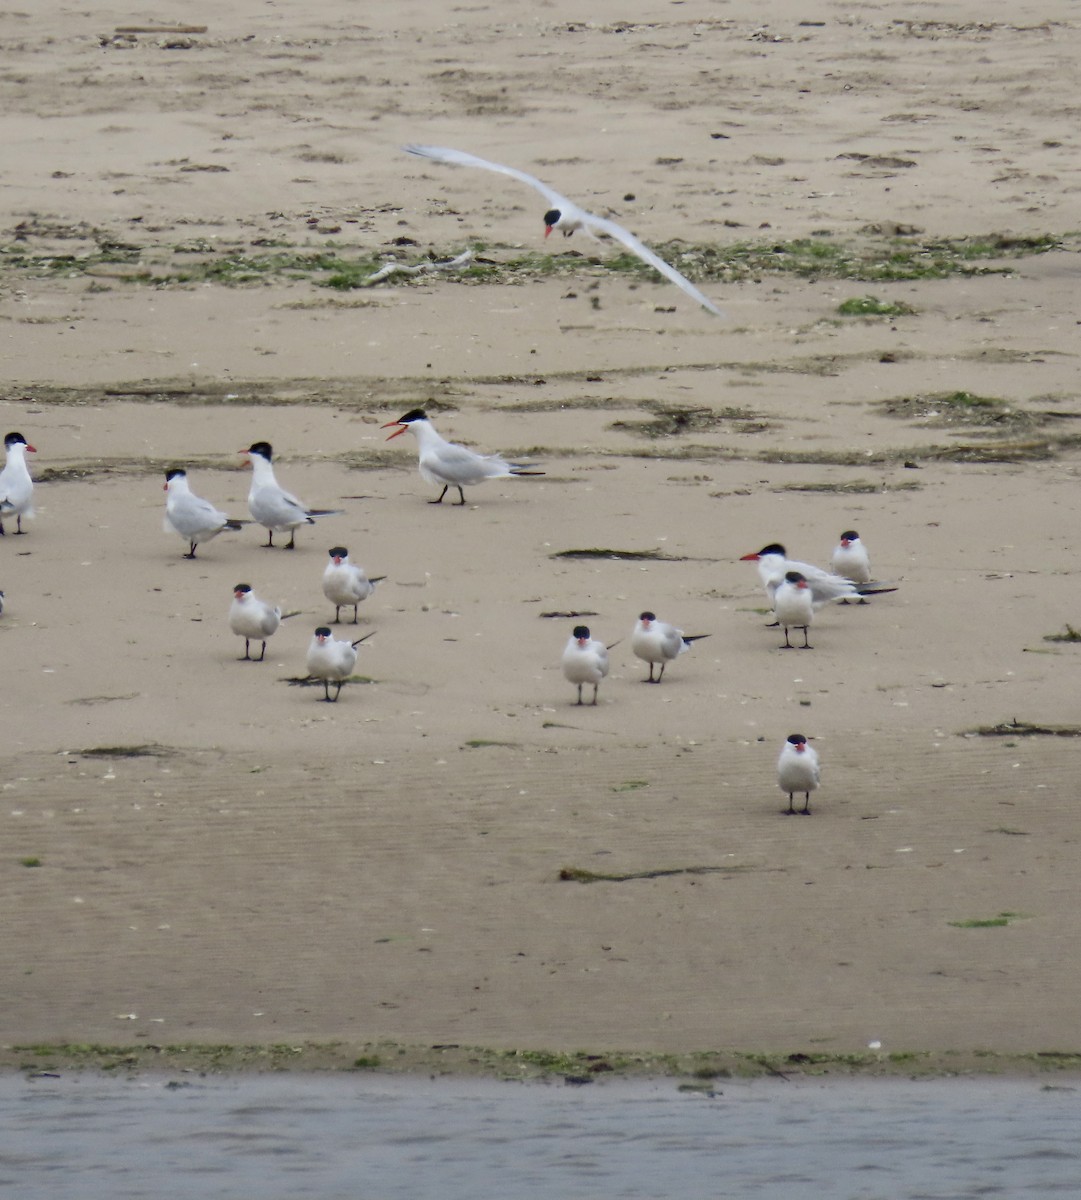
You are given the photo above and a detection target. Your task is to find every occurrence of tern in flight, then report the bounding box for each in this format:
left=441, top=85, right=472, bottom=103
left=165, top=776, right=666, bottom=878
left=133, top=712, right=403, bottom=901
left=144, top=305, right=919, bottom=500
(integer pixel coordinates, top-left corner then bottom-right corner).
left=404, top=144, right=723, bottom=316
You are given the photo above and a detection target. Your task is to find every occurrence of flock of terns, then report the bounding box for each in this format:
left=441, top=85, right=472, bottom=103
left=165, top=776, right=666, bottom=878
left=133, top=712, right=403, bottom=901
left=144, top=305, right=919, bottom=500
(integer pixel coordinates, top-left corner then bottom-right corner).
left=2, top=143, right=899, bottom=812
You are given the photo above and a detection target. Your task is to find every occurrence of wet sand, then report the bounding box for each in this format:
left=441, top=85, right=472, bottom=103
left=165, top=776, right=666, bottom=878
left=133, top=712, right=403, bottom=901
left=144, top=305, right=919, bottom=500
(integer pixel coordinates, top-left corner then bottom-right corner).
left=1, top=1, right=1080, bottom=1060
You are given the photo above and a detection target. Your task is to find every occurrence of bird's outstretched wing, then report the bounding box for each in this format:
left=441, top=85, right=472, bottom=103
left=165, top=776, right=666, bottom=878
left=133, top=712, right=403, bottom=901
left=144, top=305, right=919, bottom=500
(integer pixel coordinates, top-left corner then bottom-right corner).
left=404, top=143, right=569, bottom=211
left=404, top=143, right=723, bottom=317
left=586, top=213, right=723, bottom=317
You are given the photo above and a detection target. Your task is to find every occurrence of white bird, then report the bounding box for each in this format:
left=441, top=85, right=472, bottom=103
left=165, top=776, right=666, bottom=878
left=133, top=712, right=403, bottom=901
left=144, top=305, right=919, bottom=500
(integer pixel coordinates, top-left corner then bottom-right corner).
left=830, top=529, right=872, bottom=585
left=630, top=611, right=710, bottom=683
left=163, top=468, right=245, bottom=559
left=382, top=409, right=543, bottom=505
left=777, top=733, right=820, bottom=815
left=773, top=571, right=815, bottom=649
left=228, top=583, right=281, bottom=661
left=322, top=547, right=386, bottom=624
left=740, top=542, right=860, bottom=609
left=0, top=432, right=36, bottom=536
left=306, top=626, right=373, bottom=702
left=403, top=143, right=723, bottom=316
left=561, top=624, right=610, bottom=706
left=241, top=441, right=342, bottom=549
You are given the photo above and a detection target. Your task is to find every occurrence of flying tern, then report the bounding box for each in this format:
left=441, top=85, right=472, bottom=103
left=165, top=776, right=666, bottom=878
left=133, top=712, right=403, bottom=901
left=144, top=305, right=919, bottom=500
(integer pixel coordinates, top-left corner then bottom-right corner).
left=0, top=432, right=36, bottom=535
left=403, top=143, right=723, bottom=316
left=777, top=733, right=820, bottom=815
left=773, top=571, right=815, bottom=649
left=163, top=468, right=245, bottom=558
left=382, top=409, right=543, bottom=505
left=561, top=624, right=611, bottom=706
left=229, top=583, right=281, bottom=661
left=323, top=547, right=386, bottom=624
left=241, top=441, right=342, bottom=549
left=306, top=626, right=373, bottom=702
left=630, top=611, right=710, bottom=683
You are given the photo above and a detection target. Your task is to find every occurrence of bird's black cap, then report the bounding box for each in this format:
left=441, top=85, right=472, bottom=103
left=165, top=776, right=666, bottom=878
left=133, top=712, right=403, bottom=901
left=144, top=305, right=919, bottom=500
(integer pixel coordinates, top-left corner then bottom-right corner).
left=233, top=583, right=252, bottom=594
left=639, top=611, right=656, bottom=622
left=246, top=441, right=273, bottom=459
left=786, top=733, right=807, bottom=746
left=839, top=530, right=859, bottom=541
left=314, top=626, right=332, bottom=637
left=165, top=467, right=186, bottom=481
left=4, top=432, right=28, bottom=447
left=758, top=543, right=786, bottom=557
left=543, top=208, right=561, bottom=227
left=572, top=625, right=591, bottom=639
left=328, top=546, right=349, bottom=558
left=784, top=571, right=806, bottom=584
left=393, top=409, right=427, bottom=424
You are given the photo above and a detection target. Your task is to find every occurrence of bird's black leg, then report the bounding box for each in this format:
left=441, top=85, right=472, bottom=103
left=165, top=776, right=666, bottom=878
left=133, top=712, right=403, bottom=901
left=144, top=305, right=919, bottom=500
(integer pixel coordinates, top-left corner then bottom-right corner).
left=257, top=640, right=267, bottom=662
left=14, top=516, right=24, bottom=534
left=241, top=639, right=252, bottom=661
left=0, top=517, right=5, bottom=536
left=264, top=530, right=274, bottom=548
left=333, top=606, right=341, bottom=624
left=591, top=684, right=599, bottom=706
left=786, top=793, right=796, bottom=815
left=285, top=528, right=296, bottom=550
left=429, top=486, right=449, bottom=505
left=801, top=793, right=812, bottom=815
left=455, top=487, right=466, bottom=505
left=575, top=683, right=583, bottom=705
left=657, top=662, right=666, bottom=683
left=333, top=681, right=343, bottom=702
left=780, top=627, right=794, bottom=649
left=351, top=606, right=359, bottom=624
left=185, top=541, right=198, bottom=559
left=799, top=626, right=813, bottom=650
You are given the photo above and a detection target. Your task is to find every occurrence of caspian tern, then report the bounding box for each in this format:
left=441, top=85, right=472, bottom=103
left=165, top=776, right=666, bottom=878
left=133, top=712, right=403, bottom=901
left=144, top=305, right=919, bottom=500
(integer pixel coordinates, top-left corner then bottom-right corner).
left=773, top=571, right=815, bottom=649
left=229, top=583, right=281, bottom=661
left=561, top=624, right=610, bottom=706
left=630, top=611, right=710, bottom=683
left=403, top=143, right=724, bottom=316
left=241, top=441, right=342, bottom=549
left=382, top=409, right=543, bottom=505
left=740, top=542, right=860, bottom=608
left=777, top=733, right=820, bottom=815
left=306, top=626, right=373, bottom=702
left=0, top=432, right=36, bottom=536
left=830, top=529, right=872, bottom=585
left=323, top=547, right=386, bottom=624
left=163, top=468, right=245, bottom=559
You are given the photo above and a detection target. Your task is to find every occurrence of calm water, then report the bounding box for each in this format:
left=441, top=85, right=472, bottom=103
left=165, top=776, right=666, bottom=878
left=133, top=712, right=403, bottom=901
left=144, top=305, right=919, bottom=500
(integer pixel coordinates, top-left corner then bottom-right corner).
left=1, top=1072, right=1078, bottom=1199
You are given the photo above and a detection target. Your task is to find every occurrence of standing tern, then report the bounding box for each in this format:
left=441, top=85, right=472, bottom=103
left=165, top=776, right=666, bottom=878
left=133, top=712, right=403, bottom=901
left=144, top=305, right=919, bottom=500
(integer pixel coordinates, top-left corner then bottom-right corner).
left=773, top=571, right=815, bottom=649
left=777, top=733, right=820, bottom=815
left=630, top=611, right=710, bottom=683
left=561, top=625, right=611, bottom=706
left=740, top=542, right=860, bottom=608
left=241, top=441, right=342, bottom=549
left=163, top=468, right=245, bottom=559
left=382, top=409, right=543, bottom=505
left=0, top=432, right=36, bottom=536
left=403, top=143, right=723, bottom=316
left=229, top=583, right=281, bottom=661
left=830, top=529, right=872, bottom=585
left=306, top=626, right=374, bottom=702
left=323, top=547, right=386, bottom=624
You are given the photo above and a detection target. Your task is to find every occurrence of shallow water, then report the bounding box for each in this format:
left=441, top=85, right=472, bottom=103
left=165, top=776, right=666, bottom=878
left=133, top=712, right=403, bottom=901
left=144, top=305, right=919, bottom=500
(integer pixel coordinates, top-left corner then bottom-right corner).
left=1, top=1072, right=1078, bottom=1199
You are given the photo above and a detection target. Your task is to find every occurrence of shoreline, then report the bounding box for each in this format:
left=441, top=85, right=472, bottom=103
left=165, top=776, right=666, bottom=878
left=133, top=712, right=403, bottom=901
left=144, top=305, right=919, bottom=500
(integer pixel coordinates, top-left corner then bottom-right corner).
left=6, top=1042, right=1081, bottom=1084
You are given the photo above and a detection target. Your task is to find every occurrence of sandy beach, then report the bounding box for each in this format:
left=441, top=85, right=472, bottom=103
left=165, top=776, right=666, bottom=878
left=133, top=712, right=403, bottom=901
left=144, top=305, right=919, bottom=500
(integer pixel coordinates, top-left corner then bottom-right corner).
left=1, top=0, right=1080, bottom=1065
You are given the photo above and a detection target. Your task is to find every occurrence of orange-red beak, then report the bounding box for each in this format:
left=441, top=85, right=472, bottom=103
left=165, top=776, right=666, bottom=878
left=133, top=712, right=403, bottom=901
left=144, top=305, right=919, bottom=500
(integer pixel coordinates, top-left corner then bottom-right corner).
left=381, top=421, right=408, bottom=441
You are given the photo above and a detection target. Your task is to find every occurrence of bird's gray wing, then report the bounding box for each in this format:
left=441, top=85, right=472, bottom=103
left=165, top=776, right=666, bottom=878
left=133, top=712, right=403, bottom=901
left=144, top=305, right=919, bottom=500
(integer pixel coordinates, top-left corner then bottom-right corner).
left=584, top=212, right=723, bottom=316
left=404, top=144, right=570, bottom=211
